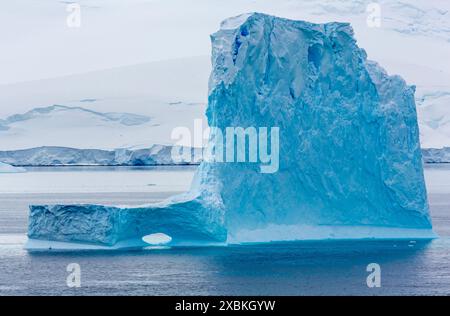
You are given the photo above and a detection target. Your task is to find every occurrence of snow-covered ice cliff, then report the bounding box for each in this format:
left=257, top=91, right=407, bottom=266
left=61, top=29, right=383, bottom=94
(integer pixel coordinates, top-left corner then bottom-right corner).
left=26, top=13, right=435, bottom=250
left=0, top=146, right=446, bottom=166
left=0, top=146, right=202, bottom=166
left=422, top=147, right=450, bottom=164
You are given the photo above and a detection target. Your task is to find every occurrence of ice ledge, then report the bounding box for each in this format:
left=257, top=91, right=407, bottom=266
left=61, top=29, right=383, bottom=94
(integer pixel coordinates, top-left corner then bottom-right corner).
left=24, top=238, right=226, bottom=252
left=229, top=225, right=437, bottom=244
left=25, top=225, right=436, bottom=251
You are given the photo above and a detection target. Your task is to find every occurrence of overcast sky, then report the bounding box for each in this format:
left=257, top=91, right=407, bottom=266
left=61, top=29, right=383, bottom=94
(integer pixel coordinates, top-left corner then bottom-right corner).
left=0, top=0, right=449, bottom=85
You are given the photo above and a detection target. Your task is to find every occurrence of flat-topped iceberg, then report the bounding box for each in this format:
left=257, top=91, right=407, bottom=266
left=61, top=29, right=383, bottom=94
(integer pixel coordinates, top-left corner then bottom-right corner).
left=26, top=13, right=434, bottom=250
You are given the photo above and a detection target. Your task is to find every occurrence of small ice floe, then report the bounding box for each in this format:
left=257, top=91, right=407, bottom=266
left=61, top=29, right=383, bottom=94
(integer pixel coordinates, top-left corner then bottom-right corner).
left=0, top=162, right=26, bottom=173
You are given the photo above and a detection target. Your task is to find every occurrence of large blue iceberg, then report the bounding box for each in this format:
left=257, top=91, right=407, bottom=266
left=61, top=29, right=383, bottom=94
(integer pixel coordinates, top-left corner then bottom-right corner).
left=26, top=13, right=434, bottom=250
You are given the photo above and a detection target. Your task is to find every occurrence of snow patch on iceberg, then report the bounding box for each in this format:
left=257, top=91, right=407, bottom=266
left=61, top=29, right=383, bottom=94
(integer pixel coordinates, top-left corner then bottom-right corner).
left=26, top=13, right=434, bottom=250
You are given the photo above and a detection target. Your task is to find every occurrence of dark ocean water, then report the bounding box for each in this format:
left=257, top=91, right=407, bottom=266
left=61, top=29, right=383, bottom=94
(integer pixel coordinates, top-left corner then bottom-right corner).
left=0, top=165, right=449, bottom=295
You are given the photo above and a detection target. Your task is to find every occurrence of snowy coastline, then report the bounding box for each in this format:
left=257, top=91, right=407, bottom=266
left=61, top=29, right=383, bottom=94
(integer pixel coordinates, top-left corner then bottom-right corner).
left=0, top=161, right=26, bottom=173
left=0, top=146, right=202, bottom=167
left=0, top=146, right=449, bottom=167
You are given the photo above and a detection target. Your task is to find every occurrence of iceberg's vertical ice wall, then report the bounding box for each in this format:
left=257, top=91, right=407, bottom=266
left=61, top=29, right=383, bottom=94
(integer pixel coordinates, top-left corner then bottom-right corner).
left=202, top=13, right=433, bottom=241
left=26, top=13, right=434, bottom=250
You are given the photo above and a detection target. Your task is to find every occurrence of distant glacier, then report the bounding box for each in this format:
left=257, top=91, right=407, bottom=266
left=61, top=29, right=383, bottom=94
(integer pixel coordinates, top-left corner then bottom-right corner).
left=0, top=146, right=448, bottom=167
left=0, top=146, right=202, bottom=167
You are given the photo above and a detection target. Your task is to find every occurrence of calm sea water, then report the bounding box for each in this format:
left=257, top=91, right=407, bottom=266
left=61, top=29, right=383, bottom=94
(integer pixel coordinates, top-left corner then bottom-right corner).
left=0, top=165, right=449, bottom=295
